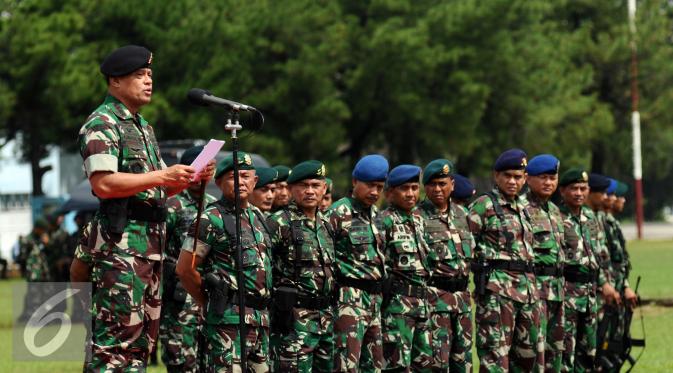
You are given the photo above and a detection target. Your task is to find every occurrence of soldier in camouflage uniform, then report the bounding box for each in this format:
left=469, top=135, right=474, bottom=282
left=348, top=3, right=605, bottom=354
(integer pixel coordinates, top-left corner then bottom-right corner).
left=249, top=167, right=278, bottom=216
left=608, top=182, right=636, bottom=312
left=450, top=174, right=476, bottom=209
left=272, top=165, right=292, bottom=212
left=524, top=155, right=566, bottom=373
left=177, top=152, right=272, bottom=372
left=160, top=146, right=217, bottom=373
left=320, top=177, right=334, bottom=212
left=556, top=169, right=612, bottom=372
left=70, top=45, right=214, bottom=372
left=380, top=165, right=432, bottom=372
left=267, top=160, right=336, bottom=372
left=419, top=159, right=474, bottom=372
left=20, top=219, right=52, bottom=322
left=467, top=149, right=543, bottom=372
left=327, top=154, right=389, bottom=373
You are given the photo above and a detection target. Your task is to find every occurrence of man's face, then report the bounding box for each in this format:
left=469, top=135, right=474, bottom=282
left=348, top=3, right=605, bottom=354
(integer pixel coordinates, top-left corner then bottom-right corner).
left=560, top=182, right=588, bottom=209
left=614, top=197, right=626, bottom=212
left=187, top=180, right=204, bottom=195
left=386, top=182, right=420, bottom=212
left=494, top=169, right=526, bottom=198
left=290, top=179, right=325, bottom=210
left=425, top=177, right=454, bottom=207
left=250, top=183, right=276, bottom=212
left=588, top=190, right=607, bottom=209
left=113, top=68, right=153, bottom=108
left=352, top=179, right=385, bottom=208
left=604, top=194, right=617, bottom=211
left=527, top=173, right=558, bottom=199
left=273, top=181, right=290, bottom=208
left=217, top=169, right=257, bottom=202
left=320, top=193, right=333, bottom=211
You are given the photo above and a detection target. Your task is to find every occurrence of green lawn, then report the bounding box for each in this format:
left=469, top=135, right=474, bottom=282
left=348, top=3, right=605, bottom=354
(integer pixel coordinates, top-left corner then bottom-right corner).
left=0, top=239, right=670, bottom=372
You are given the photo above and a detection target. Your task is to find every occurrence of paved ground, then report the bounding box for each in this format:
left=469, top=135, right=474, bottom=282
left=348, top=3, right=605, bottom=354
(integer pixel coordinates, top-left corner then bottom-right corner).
left=622, top=222, right=673, bottom=241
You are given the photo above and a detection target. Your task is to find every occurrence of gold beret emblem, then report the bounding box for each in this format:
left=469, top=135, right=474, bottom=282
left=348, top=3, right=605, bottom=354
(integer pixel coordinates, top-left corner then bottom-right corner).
left=148, top=53, right=153, bottom=65
left=243, top=154, right=252, bottom=165
left=318, top=165, right=326, bottom=176
left=521, top=157, right=528, bottom=167
left=442, top=164, right=449, bottom=174
left=581, top=171, right=588, bottom=181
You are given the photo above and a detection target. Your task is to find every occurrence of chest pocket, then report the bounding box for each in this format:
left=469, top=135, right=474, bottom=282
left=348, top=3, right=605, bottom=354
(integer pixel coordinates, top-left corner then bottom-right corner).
left=391, top=238, right=417, bottom=270
left=348, top=223, right=375, bottom=261
left=532, top=227, right=553, bottom=253
left=121, top=124, right=148, bottom=174
left=425, top=222, right=452, bottom=260
left=240, top=233, right=260, bottom=268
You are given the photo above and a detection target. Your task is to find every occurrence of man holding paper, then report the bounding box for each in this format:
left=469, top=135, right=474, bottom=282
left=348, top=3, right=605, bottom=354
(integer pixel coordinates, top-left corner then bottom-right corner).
left=69, top=45, right=215, bottom=372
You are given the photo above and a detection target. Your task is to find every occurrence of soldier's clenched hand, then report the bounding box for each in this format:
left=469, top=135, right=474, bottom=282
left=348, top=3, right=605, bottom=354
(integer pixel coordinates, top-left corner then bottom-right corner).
left=161, top=164, right=196, bottom=187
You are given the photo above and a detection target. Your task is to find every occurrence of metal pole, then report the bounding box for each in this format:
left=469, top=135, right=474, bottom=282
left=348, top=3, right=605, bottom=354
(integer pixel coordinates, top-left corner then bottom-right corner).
left=226, top=112, right=247, bottom=371
left=628, top=0, right=644, bottom=239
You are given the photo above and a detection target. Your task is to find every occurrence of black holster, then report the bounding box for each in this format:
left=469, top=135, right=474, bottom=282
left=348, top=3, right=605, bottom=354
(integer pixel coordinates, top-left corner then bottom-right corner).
left=100, top=198, right=129, bottom=234
left=204, top=272, right=229, bottom=316
left=471, top=259, right=491, bottom=297
left=272, top=286, right=298, bottom=334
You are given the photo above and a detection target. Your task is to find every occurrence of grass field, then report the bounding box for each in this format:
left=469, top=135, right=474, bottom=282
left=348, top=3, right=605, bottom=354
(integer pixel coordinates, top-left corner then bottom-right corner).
left=0, top=240, right=670, bottom=372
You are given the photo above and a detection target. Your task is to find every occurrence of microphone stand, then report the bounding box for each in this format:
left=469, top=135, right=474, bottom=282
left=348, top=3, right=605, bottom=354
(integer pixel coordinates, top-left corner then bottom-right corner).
left=225, top=111, right=248, bottom=371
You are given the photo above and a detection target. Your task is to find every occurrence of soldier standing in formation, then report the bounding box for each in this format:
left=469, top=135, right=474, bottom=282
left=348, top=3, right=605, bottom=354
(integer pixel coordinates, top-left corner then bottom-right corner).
left=267, top=160, right=336, bottom=372
left=468, top=149, right=543, bottom=372
left=160, top=146, right=217, bottom=373
left=249, top=167, right=279, bottom=217
left=272, top=165, right=292, bottom=213
left=419, top=159, right=475, bottom=373
left=320, top=177, right=334, bottom=212
left=524, top=155, right=566, bottom=373
left=328, top=154, right=389, bottom=373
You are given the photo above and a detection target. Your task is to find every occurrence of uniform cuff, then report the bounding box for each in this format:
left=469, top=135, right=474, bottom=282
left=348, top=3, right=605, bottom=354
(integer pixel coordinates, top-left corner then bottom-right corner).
left=84, top=154, right=118, bottom=176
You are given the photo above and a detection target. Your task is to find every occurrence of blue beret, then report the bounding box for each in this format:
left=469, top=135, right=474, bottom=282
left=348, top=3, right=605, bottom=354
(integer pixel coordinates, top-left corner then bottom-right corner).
left=526, top=154, right=560, bottom=176
left=494, top=148, right=527, bottom=172
left=352, top=154, right=389, bottom=182
left=100, top=45, right=152, bottom=77
left=422, top=159, right=454, bottom=185
left=588, top=173, right=610, bottom=192
left=452, top=174, right=476, bottom=200
left=387, top=165, right=421, bottom=188
left=179, top=146, right=204, bottom=165
left=606, top=178, right=618, bottom=195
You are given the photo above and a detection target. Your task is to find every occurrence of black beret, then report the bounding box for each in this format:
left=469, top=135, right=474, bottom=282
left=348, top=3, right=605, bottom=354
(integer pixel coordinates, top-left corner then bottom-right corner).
left=179, top=146, right=204, bottom=166
left=588, top=173, right=611, bottom=192
left=100, top=45, right=153, bottom=77
left=494, top=148, right=527, bottom=172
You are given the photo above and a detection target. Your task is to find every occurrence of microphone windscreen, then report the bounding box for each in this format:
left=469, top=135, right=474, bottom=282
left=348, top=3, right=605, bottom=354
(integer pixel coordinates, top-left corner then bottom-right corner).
left=187, top=88, right=210, bottom=106
left=248, top=110, right=264, bottom=131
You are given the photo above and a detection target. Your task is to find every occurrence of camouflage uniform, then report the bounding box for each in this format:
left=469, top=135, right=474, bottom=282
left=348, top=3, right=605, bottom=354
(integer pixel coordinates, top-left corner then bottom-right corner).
left=24, top=233, right=51, bottom=282
left=47, top=227, right=71, bottom=282
left=160, top=190, right=216, bottom=372
left=468, top=188, right=543, bottom=373
left=267, top=203, right=336, bottom=372
left=419, top=200, right=474, bottom=373
left=558, top=205, right=609, bottom=372
left=525, top=192, right=566, bottom=373
left=380, top=205, right=432, bottom=372
left=182, top=199, right=273, bottom=373
left=327, top=197, right=386, bottom=373
left=77, top=94, right=167, bottom=372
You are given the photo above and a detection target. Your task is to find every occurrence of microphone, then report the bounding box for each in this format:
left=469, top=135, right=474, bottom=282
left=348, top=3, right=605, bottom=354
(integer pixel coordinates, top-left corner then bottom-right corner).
left=187, top=88, right=256, bottom=112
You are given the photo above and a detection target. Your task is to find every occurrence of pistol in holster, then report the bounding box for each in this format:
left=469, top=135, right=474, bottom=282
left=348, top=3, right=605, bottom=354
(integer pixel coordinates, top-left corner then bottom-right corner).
left=471, top=258, right=491, bottom=297
left=162, top=260, right=187, bottom=303
left=204, top=272, right=229, bottom=316
left=272, top=286, right=298, bottom=334
left=100, top=198, right=129, bottom=235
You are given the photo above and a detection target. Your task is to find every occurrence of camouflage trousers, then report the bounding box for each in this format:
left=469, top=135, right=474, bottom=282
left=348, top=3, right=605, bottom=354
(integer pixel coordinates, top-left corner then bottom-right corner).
left=333, top=286, right=384, bottom=373
left=203, top=323, right=269, bottom=373
left=561, top=301, right=597, bottom=373
left=381, top=312, right=433, bottom=372
left=428, top=310, right=472, bottom=372
left=159, top=295, right=202, bottom=373
left=273, top=307, right=335, bottom=372
left=475, top=292, right=544, bottom=373
left=540, top=299, right=564, bottom=373
left=84, top=254, right=161, bottom=372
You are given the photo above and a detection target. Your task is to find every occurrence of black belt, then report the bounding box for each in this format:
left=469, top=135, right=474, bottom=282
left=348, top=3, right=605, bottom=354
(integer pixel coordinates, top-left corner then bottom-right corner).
left=338, top=276, right=384, bottom=294
left=428, top=276, right=469, bottom=292
left=295, top=294, right=332, bottom=310
left=534, top=264, right=564, bottom=277
left=231, top=293, right=271, bottom=310
left=564, top=265, right=597, bottom=283
left=391, top=279, right=427, bottom=298
left=488, top=260, right=535, bottom=273
left=127, top=199, right=167, bottom=222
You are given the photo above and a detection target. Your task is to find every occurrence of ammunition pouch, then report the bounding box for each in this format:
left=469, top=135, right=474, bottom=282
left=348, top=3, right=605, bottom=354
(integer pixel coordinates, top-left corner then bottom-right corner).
left=428, top=276, right=469, bottom=293
left=204, top=272, right=230, bottom=316
left=272, top=286, right=298, bottom=334
left=100, top=197, right=167, bottom=234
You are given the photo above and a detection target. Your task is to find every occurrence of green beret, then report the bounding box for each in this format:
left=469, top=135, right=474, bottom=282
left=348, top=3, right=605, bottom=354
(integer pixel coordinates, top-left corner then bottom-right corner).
left=255, top=167, right=278, bottom=189
left=616, top=181, right=629, bottom=197
left=422, top=159, right=454, bottom=185
left=215, top=151, right=255, bottom=179
left=273, top=165, right=291, bottom=182
left=100, top=45, right=152, bottom=77
left=34, top=218, right=49, bottom=230
left=287, top=160, right=326, bottom=184
left=559, top=167, right=589, bottom=187
left=325, top=177, right=333, bottom=193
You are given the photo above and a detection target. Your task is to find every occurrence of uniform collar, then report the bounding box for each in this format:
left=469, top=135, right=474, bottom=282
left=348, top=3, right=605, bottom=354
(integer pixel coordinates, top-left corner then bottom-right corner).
left=525, top=190, right=549, bottom=211
left=104, top=94, right=136, bottom=121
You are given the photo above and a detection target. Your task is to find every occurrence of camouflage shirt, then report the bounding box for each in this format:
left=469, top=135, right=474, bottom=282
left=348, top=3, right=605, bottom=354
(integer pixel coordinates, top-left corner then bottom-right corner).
left=418, top=200, right=474, bottom=313
left=604, top=213, right=630, bottom=290
left=524, top=192, right=565, bottom=302
left=78, top=94, right=167, bottom=260
left=24, top=233, right=50, bottom=282
left=588, top=210, right=613, bottom=287
left=183, top=199, right=272, bottom=327
left=267, top=203, right=336, bottom=297
left=468, top=188, right=538, bottom=303
left=327, top=197, right=386, bottom=281
left=558, top=204, right=603, bottom=312
left=165, top=190, right=217, bottom=261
